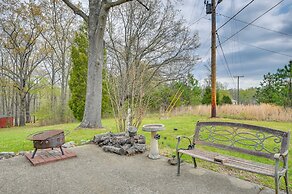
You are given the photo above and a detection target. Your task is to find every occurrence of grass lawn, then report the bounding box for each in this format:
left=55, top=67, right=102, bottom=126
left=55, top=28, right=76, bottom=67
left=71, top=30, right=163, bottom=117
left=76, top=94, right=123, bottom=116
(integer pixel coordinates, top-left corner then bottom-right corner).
left=0, top=114, right=291, bottom=191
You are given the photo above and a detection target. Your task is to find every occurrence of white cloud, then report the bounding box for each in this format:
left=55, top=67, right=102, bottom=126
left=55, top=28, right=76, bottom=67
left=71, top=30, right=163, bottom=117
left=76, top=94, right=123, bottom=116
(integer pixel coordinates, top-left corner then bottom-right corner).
left=178, top=0, right=292, bottom=89
left=73, top=0, right=291, bottom=89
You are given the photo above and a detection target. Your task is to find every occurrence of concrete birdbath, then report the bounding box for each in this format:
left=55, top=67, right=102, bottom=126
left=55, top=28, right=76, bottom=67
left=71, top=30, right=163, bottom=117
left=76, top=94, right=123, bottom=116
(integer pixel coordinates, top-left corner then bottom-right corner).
left=142, top=124, right=165, bottom=159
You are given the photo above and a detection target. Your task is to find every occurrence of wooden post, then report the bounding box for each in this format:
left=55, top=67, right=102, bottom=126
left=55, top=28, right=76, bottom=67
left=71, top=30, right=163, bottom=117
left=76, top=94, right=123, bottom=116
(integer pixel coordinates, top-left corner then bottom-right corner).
left=211, top=0, right=217, bottom=117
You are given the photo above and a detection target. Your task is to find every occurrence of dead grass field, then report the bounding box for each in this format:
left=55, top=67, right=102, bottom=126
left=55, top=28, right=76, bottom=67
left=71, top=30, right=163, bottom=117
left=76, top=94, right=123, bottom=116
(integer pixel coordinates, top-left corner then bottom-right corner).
left=171, top=104, right=292, bottom=122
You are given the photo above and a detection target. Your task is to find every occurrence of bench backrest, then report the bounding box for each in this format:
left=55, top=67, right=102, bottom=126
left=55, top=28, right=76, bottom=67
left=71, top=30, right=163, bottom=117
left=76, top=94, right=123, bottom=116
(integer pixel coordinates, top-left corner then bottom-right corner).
left=194, top=122, right=290, bottom=159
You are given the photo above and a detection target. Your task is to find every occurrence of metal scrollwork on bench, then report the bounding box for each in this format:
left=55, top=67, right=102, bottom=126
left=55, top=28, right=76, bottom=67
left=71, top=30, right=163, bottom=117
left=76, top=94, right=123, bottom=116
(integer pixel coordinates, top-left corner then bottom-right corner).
left=198, top=125, right=283, bottom=154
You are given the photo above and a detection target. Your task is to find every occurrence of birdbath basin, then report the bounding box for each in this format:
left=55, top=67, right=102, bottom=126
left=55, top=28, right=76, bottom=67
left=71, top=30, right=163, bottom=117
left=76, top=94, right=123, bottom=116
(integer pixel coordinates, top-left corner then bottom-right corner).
left=142, top=124, right=165, bottom=159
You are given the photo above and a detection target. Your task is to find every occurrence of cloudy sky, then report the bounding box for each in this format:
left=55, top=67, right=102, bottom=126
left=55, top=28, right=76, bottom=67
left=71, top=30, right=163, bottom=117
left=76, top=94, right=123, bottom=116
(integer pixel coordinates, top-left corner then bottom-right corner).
left=77, top=0, right=292, bottom=89
left=177, top=0, right=292, bottom=89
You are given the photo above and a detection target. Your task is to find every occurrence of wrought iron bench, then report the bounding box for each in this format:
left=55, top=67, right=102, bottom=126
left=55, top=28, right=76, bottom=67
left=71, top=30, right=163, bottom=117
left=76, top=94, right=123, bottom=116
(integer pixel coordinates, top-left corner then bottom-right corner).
left=176, top=122, right=290, bottom=194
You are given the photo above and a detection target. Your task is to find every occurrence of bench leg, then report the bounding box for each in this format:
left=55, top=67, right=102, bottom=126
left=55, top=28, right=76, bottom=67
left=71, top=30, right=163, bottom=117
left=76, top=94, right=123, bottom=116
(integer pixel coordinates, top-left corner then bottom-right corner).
left=177, top=152, right=181, bottom=176
left=284, top=171, right=289, bottom=194
left=192, top=157, right=197, bottom=168
left=275, top=175, right=280, bottom=194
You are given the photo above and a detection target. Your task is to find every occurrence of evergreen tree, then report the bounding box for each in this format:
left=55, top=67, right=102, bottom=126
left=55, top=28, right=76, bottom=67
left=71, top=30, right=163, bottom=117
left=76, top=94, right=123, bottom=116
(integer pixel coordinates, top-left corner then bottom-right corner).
left=201, top=87, right=211, bottom=105
left=255, top=61, right=292, bottom=107
left=221, top=95, right=232, bottom=104
left=201, top=86, right=220, bottom=105
left=69, top=26, right=111, bottom=121
left=69, top=27, right=88, bottom=121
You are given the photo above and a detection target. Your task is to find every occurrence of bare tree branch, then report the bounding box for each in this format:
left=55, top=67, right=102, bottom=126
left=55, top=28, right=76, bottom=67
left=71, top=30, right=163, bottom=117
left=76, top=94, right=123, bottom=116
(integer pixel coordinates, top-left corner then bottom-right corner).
left=105, top=0, right=133, bottom=9
left=136, top=0, right=149, bottom=10
left=61, top=0, right=89, bottom=23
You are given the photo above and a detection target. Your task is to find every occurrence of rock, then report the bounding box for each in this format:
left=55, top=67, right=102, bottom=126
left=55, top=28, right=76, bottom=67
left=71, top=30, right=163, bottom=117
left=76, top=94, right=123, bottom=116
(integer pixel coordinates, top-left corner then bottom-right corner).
left=62, top=141, right=76, bottom=148
left=0, top=152, right=15, bottom=159
left=9, top=152, right=15, bottom=157
left=168, top=158, right=178, bottom=165
left=18, top=151, right=26, bottom=156
left=127, top=126, right=138, bottom=137
left=80, top=139, right=91, bottom=145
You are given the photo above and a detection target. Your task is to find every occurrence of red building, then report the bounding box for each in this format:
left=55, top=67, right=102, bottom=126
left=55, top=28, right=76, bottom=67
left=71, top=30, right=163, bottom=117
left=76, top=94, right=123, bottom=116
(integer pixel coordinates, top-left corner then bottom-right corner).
left=0, top=116, right=14, bottom=128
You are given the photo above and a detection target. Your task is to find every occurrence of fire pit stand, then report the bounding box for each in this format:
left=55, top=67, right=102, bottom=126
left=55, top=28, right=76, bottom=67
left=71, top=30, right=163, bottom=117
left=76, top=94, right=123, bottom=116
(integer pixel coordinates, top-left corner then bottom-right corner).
left=27, top=130, right=65, bottom=159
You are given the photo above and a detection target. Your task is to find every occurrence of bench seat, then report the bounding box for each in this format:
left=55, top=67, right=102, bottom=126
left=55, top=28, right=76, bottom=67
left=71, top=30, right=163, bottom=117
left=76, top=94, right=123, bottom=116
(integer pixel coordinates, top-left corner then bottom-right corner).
left=176, top=121, right=290, bottom=194
left=178, top=149, right=286, bottom=177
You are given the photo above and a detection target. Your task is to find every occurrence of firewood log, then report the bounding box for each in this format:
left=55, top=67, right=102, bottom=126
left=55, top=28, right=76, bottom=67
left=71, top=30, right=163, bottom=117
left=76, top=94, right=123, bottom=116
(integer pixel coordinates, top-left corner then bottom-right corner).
left=93, top=132, right=111, bottom=144
left=126, top=144, right=146, bottom=155
left=102, top=146, right=125, bottom=155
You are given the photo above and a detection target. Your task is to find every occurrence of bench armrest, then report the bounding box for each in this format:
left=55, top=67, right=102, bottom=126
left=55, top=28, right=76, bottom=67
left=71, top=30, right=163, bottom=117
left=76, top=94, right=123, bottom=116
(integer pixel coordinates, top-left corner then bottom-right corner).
left=274, top=153, right=280, bottom=159
left=281, top=150, right=288, bottom=157
left=274, top=150, right=289, bottom=159
left=274, top=150, right=289, bottom=172
left=176, top=135, right=193, bottom=151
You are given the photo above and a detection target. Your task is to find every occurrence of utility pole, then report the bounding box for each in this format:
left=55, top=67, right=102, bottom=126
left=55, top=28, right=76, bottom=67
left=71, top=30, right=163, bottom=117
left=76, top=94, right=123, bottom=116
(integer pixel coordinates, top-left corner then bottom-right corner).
left=205, top=0, right=221, bottom=117
left=234, top=75, right=244, bottom=104
left=210, top=0, right=216, bottom=117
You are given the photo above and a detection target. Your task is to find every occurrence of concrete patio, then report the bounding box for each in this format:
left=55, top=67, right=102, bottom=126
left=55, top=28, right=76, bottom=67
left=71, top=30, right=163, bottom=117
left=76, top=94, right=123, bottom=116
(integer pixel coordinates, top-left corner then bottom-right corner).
left=0, top=144, right=279, bottom=194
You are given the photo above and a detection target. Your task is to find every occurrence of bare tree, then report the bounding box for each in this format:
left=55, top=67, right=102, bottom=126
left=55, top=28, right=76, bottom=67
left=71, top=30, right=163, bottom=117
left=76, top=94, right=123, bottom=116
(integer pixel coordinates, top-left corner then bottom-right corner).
left=105, top=0, right=200, bottom=130
left=40, top=0, right=77, bottom=122
left=61, top=0, right=139, bottom=128
left=0, top=0, right=48, bottom=126
left=0, top=47, right=14, bottom=117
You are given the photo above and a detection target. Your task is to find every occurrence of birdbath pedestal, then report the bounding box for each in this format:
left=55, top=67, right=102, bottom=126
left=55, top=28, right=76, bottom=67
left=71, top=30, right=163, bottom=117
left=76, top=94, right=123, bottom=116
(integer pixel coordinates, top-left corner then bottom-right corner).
left=142, top=124, right=165, bottom=159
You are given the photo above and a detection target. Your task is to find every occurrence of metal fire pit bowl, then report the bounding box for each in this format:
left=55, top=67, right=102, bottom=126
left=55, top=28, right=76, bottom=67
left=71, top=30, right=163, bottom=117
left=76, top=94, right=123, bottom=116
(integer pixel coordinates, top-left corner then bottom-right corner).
left=27, top=130, right=67, bottom=159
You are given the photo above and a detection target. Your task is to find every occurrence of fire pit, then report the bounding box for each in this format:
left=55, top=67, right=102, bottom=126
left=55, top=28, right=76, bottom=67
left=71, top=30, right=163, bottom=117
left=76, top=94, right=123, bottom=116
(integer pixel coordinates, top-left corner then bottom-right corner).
left=27, top=130, right=65, bottom=159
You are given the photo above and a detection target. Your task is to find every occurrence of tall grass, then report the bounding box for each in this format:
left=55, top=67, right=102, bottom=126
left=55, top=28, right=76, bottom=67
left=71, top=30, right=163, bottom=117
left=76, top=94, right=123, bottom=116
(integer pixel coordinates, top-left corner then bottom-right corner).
left=171, top=104, right=292, bottom=122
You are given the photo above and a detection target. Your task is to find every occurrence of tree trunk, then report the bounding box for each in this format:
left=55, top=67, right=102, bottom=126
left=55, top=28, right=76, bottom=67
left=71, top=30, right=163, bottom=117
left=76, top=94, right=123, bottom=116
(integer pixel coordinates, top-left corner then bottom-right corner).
left=25, top=93, right=31, bottom=123
left=50, top=62, right=56, bottom=112
left=1, top=90, right=5, bottom=115
left=19, top=92, right=26, bottom=126
left=10, top=90, right=14, bottom=117
left=79, top=6, right=109, bottom=128
left=60, top=56, right=66, bottom=122
left=14, top=92, right=18, bottom=126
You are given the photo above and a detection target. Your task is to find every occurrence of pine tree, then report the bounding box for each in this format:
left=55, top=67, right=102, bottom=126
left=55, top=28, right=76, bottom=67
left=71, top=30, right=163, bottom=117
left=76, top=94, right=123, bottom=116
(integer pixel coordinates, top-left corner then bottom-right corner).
left=255, top=61, right=292, bottom=107
left=69, top=26, right=88, bottom=121
left=69, top=26, right=112, bottom=121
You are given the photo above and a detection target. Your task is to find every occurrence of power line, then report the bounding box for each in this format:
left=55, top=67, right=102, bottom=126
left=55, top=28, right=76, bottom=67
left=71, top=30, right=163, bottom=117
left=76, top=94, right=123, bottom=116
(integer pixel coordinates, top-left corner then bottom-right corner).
left=216, top=32, right=236, bottom=87
left=217, top=50, right=237, bottom=89
left=219, top=34, right=292, bottom=58
left=217, top=0, right=255, bottom=31
left=188, top=1, right=206, bottom=27
left=238, top=40, right=292, bottom=58
left=204, top=16, right=292, bottom=58
left=190, top=15, right=207, bottom=26
left=217, top=13, right=292, bottom=37
left=220, top=0, right=284, bottom=45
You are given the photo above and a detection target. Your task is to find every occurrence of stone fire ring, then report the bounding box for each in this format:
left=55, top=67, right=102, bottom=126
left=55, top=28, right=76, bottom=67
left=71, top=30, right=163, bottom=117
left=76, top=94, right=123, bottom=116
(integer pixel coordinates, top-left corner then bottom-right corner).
left=142, top=124, right=165, bottom=160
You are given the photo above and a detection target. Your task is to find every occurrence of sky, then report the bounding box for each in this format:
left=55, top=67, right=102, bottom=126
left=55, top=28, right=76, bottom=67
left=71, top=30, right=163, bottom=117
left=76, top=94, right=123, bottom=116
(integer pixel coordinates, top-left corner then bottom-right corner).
left=77, top=0, right=292, bottom=89
left=177, top=0, right=292, bottom=89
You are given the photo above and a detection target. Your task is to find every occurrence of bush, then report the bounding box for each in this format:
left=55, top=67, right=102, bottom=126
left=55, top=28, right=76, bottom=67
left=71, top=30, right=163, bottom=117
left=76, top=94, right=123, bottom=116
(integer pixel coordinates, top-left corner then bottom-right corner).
left=222, top=95, right=232, bottom=104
